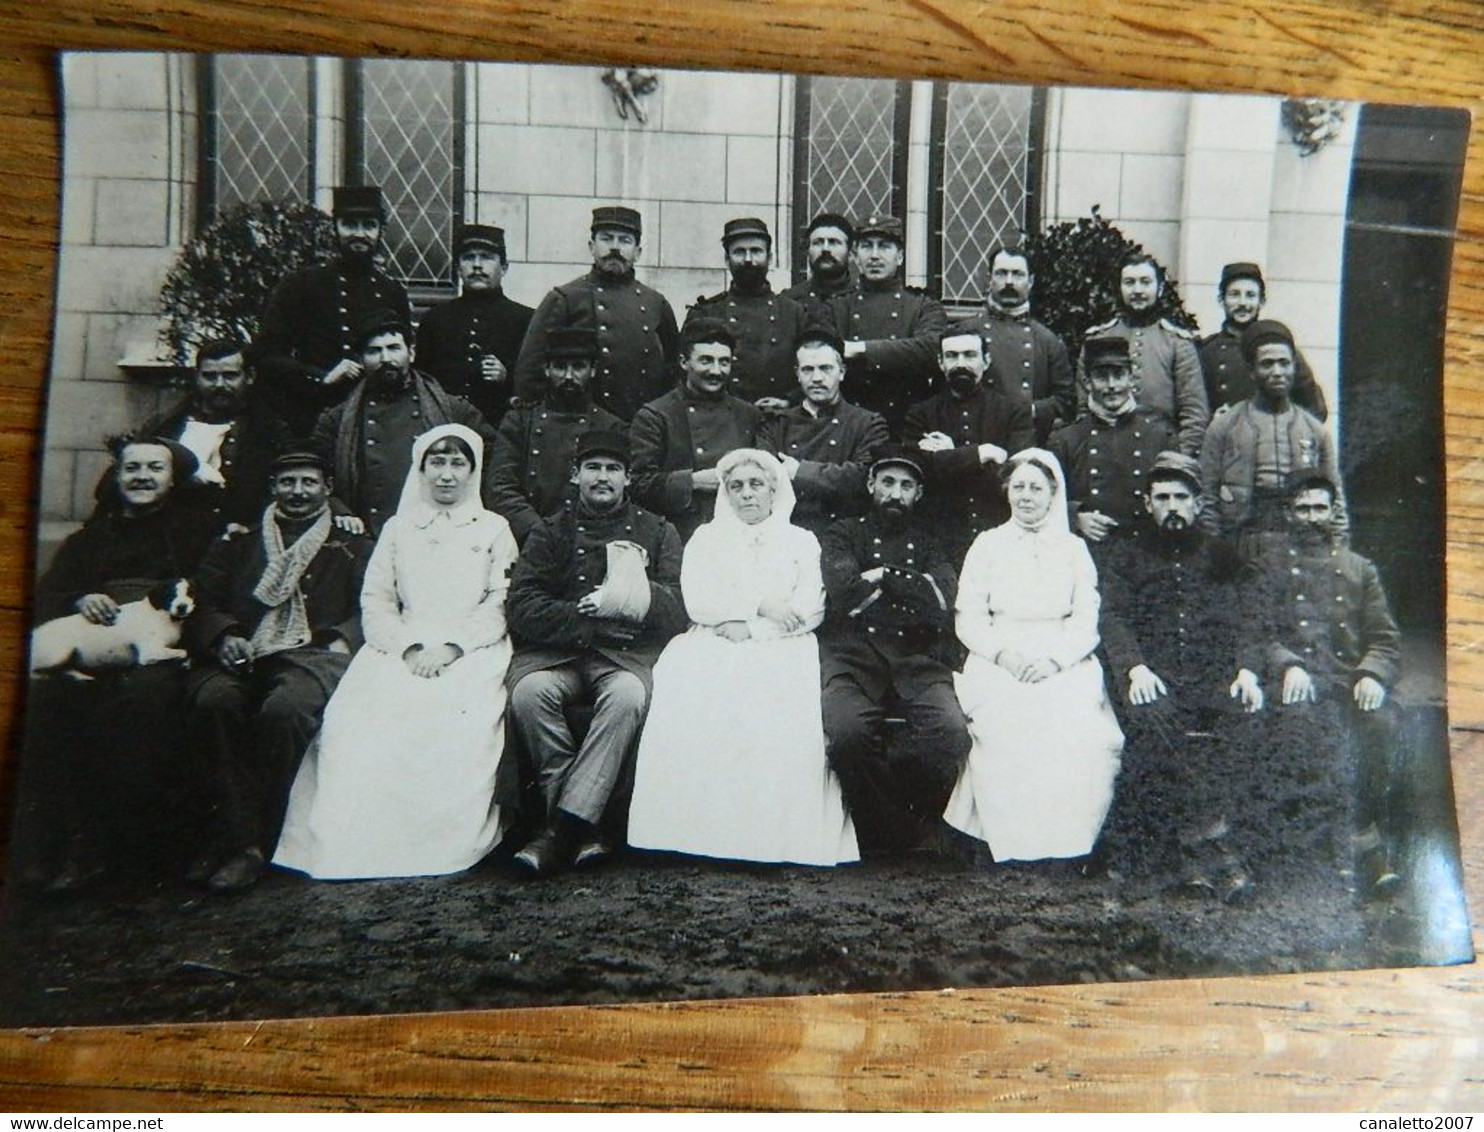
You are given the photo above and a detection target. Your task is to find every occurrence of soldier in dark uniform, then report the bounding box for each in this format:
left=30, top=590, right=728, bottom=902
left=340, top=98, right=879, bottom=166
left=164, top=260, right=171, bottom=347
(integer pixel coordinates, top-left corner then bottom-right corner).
left=629, top=319, right=763, bottom=542
left=1094, top=452, right=1265, bottom=896
left=1081, top=252, right=1209, bottom=456
left=819, top=446, right=970, bottom=855
left=757, top=329, right=889, bottom=536
left=782, top=212, right=857, bottom=323
left=485, top=326, right=625, bottom=545
left=829, top=215, right=949, bottom=434
left=505, top=429, right=687, bottom=876
left=1198, top=262, right=1327, bottom=419
left=513, top=205, right=679, bottom=421
left=1256, top=470, right=1403, bottom=898
left=117, top=337, right=290, bottom=541
left=955, top=244, right=1075, bottom=443
left=415, top=223, right=534, bottom=427
left=255, top=186, right=411, bottom=437
left=901, top=328, right=1035, bottom=559
left=1048, top=335, right=1176, bottom=549
left=684, top=217, right=811, bottom=411
left=182, top=447, right=372, bottom=892
left=310, top=310, right=495, bottom=535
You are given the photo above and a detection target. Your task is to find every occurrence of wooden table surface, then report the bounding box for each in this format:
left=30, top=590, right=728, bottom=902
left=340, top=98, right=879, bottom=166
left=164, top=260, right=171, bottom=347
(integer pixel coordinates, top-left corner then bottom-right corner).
left=0, top=0, right=1479, bottom=1111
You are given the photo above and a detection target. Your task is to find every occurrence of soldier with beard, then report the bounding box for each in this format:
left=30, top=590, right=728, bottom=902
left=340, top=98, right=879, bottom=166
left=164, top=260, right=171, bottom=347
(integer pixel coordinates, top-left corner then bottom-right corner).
left=685, top=217, right=811, bottom=411
left=1094, top=453, right=1266, bottom=896
left=818, top=447, right=970, bottom=856
left=1049, top=336, right=1176, bottom=548
left=1198, top=262, right=1327, bottom=419
left=513, top=206, right=679, bottom=421
left=485, top=327, right=625, bottom=545
left=955, top=245, right=1075, bottom=442
left=782, top=212, right=857, bottom=323
left=255, top=187, right=412, bottom=436
left=901, top=328, right=1034, bottom=559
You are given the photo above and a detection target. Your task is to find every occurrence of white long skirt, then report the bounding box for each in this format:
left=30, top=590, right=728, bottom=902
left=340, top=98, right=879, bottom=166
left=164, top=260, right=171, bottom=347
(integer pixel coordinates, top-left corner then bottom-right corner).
left=627, top=628, right=858, bottom=866
left=273, top=642, right=510, bottom=879
left=946, top=653, right=1124, bottom=861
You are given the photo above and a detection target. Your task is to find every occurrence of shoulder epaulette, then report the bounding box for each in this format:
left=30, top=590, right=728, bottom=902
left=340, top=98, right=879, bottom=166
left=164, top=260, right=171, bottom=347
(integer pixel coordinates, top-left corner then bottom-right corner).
left=1086, top=317, right=1121, bottom=335
left=1160, top=318, right=1197, bottom=340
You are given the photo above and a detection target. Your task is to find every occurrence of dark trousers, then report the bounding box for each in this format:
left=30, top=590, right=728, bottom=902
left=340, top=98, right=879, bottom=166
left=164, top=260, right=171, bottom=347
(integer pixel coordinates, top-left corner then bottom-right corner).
left=184, top=652, right=345, bottom=858
left=821, top=642, right=970, bottom=854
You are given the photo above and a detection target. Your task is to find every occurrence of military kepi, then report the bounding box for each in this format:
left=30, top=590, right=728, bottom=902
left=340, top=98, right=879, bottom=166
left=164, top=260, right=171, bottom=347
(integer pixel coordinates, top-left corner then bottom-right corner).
left=333, top=186, right=386, bottom=220
left=855, top=214, right=904, bottom=243
left=455, top=224, right=506, bottom=256
left=1219, top=261, right=1265, bottom=292
left=1083, top=335, right=1132, bottom=369
left=591, top=205, right=642, bottom=239
left=546, top=326, right=599, bottom=361
left=1145, top=450, right=1202, bottom=492
left=1240, top=318, right=1296, bottom=363
left=721, top=217, right=771, bottom=247
left=573, top=428, right=631, bottom=467
left=869, top=442, right=925, bottom=481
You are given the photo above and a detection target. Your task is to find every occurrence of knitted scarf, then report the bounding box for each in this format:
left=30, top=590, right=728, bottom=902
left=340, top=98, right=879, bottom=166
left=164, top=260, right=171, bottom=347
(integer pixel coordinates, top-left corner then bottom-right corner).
left=250, top=505, right=332, bottom=658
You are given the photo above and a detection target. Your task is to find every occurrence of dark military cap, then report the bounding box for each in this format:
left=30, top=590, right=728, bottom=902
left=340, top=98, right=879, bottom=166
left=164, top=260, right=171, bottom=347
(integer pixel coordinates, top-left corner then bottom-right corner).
left=794, top=325, right=846, bottom=358
left=456, top=224, right=507, bottom=255
left=1082, top=335, right=1133, bottom=370
left=1145, top=450, right=1202, bottom=493
left=1285, top=467, right=1340, bottom=500
left=721, top=217, right=772, bottom=247
left=270, top=446, right=332, bottom=476
left=353, top=308, right=412, bottom=350
left=333, top=186, right=386, bottom=220
left=869, top=443, right=925, bottom=482
left=573, top=428, right=631, bottom=468
left=679, top=317, right=736, bottom=354
left=1219, top=261, right=1265, bottom=292
left=855, top=214, right=904, bottom=244
left=546, top=326, right=599, bottom=361
left=591, top=205, right=642, bottom=238
left=804, top=212, right=854, bottom=244
left=1240, top=318, right=1296, bottom=363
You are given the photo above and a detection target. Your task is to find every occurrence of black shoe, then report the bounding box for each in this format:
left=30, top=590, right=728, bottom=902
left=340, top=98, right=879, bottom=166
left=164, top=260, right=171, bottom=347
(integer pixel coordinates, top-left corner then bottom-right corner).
left=207, top=848, right=266, bottom=892
left=513, top=823, right=576, bottom=877
left=185, top=850, right=220, bottom=886
left=572, top=833, right=618, bottom=870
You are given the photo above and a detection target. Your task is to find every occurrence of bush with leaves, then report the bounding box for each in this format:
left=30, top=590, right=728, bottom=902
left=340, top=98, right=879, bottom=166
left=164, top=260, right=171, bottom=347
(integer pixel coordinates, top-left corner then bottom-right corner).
left=1021, top=207, right=1198, bottom=364
left=158, top=200, right=338, bottom=366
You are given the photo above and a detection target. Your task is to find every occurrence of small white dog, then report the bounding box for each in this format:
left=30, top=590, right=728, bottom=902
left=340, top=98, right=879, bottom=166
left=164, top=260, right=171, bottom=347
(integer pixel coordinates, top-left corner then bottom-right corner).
left=30, top=577, right=195, bottom=679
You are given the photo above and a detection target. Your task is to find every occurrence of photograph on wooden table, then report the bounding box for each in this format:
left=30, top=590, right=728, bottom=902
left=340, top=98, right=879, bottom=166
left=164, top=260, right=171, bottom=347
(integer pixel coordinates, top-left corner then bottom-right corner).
left=0, top=49, right=1471, bottom=1027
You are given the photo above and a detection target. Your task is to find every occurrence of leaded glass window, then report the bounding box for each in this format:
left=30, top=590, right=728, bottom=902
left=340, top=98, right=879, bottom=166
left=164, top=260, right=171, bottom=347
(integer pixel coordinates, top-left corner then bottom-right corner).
left=793, top=76, right=909, bottom=228
left=199, top=55, right=314, bottom=223
left=931, top=83, right=1041, bottom=305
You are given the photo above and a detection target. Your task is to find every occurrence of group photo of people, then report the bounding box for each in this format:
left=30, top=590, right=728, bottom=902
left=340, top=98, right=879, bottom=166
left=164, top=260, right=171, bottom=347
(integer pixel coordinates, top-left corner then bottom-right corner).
left=0, top=54, right=1471, bottom=1027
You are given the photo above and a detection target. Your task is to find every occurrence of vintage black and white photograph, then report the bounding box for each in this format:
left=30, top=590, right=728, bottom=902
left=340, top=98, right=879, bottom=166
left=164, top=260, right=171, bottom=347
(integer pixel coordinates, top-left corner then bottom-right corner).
left=0, top=50, right=1472, bottom=1027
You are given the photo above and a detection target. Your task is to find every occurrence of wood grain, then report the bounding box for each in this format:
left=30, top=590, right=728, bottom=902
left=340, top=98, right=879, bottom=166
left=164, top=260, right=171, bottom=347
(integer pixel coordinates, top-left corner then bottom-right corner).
left=0, top=0, right=1480, bottom=1111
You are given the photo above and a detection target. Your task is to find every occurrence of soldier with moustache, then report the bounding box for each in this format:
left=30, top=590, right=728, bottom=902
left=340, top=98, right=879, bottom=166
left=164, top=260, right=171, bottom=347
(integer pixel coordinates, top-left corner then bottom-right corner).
left=828, top=215, right=949, bottom=434
left=782, top=212, right=858, bottom=323
left=255, top=187, right=412, bottom=436
left=757, top=328, right=889, bottom=537
left=629, top=319, right=763, bottom=542
left=1048, top=336, right=1176, bottom=549
left=685, top=217, right=811, bottom=412
left=415, top=224, right=534, bottom=427
left=1082, top=253, right=1209, bottom=456
left=505, top=430, right=687, bottom=876
left=956, top=244, right=1076, bottom=443
left=818, top=446, right=970, bottom=856
left=1094, top=453, right=1265, bottom=896
left=513, top=206, right=679, bottom=422
left=901, top=328, right=1035, bottom=559
left=1198, top=262, right=1327, bottom=419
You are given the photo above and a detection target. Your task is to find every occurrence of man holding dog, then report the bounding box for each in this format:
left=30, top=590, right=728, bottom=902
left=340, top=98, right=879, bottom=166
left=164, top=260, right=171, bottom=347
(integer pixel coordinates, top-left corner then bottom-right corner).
left=183, top=447, right=373, bottom=891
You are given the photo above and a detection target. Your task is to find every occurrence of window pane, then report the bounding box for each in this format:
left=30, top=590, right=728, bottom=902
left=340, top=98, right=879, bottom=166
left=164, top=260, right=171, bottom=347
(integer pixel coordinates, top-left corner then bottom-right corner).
left=213, top=55, right=313, bottom=212
left=939, top=83, right=1033, bottom=304
left=805, top=77, right=899, bottom=220
left=358, top=59, right=457, bottom=287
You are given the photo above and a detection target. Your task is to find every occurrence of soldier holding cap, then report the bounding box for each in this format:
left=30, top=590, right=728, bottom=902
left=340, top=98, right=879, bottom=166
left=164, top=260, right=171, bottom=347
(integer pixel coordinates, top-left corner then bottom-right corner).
left=310, top=309, right=495, bottom=535
left=783, top=211, right=859, bottom=318
left=1198, top=318, right=1346, bottom=554
left=828, top=214, right=949, bottom=433
left=1048, top=335, right=1177, bottom=546
left=1094, top=450, right=1266, bottom=896
left=818, top=444, right=970, bottom=856
left=513, top=205, right=679, bottom=421
left=685, top=217, right=811, bottom=410
left=485, top=326, right=626, bottom=545
left=416, top=224, right=535, bottom=427
left=255, top=186, right=412, bottom=436
left=956, top=244, right=1076, bottom=443
left=505, top=429, right=686, bottom=876
left=756, top=328, right=889, bottom=536
left=182, top=445, right=373, bottom=892
left=1198, top=262, right=1327, bottom=419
